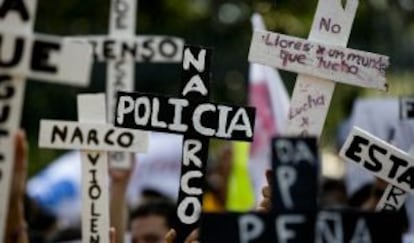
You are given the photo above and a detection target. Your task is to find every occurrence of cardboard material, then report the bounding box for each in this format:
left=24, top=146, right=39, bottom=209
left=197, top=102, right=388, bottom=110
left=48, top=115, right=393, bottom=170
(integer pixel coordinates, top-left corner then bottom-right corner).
left=340, top=127, right=414, bottom=193
left=249, top=30, right=388, bottom=90
left=249, top=0, right=387, bottom=137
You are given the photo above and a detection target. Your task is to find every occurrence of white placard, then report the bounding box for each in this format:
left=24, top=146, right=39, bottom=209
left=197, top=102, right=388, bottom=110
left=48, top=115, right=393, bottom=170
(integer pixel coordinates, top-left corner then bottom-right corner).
left=339, top=127, right=414, bottom=193
left=78, top=94, right=110, bottom=243
left=69, top=36, right=184, bottom=63
left=0, top=31, right=92, bottom=86
left=39, top=120, right=148, bottom=153
left=249, top=30, right=388, bottom=90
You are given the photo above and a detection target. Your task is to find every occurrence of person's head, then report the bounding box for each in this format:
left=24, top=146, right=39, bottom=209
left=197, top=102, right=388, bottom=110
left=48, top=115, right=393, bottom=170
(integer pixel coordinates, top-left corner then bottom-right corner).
left=130, top=200, right=175, bottom=243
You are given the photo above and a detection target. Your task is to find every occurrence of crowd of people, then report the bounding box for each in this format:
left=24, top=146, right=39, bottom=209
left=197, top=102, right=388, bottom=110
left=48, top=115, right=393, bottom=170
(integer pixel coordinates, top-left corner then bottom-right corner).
left=4, top=129, right=410, bottom=243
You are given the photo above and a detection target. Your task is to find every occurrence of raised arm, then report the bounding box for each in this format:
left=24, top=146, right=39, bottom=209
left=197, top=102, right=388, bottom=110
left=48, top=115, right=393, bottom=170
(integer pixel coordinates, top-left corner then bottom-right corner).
left=5, top=130, right=29, bottom=243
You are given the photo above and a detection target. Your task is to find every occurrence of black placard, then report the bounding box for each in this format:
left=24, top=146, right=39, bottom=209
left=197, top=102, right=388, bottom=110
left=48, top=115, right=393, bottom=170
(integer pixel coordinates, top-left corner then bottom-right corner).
left=114, top=45, right=256, bottom=242
left=400, top=97, right=414, bottom=120
left=200, top=210, right=403, bottom=243
left=271, top=137, right=318, bottom=212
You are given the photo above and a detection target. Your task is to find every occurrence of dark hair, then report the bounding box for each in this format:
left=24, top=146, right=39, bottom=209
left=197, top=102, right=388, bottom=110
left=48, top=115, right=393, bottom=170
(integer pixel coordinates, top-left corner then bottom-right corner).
left=130, top=200, right=175, bottom=228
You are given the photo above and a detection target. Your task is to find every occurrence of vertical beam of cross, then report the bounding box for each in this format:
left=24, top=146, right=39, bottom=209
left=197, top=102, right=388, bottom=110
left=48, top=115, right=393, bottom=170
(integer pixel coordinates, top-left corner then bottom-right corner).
left=78, top=94, right=111, bottom=243
left=285, top=0, right=359, bottom=136
left=0, top=1, right=37, bottom=240
left=107, top=0, right=137, bottom=169
left=0, top=1, right=94, bottom=240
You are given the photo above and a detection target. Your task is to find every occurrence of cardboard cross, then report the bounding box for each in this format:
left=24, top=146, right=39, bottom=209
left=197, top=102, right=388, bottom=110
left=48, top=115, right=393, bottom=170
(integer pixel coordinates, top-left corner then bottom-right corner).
left=373, top=97, right=414, bottom=211
left=248, top=0, right=389, bottom=137
left=38, top=93, right=148, bottom=243
left=0, top=0, right=93, bottom=240
left=339, top=126, right=414, bottom=212
left=68, top=0, right=184, bottom=169
left=114, top=45, right=256, bottom=242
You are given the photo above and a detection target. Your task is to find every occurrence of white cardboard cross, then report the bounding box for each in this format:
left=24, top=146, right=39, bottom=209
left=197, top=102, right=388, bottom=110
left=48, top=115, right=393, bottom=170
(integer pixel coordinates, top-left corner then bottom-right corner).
left=0, top=0, right=93, bottom=240
left=69, top=0, right=184, bottom=169
left=374, top=98, right=414, bottom=211
left=248, top=0, right=389, bottom=137
left=340, top=127, right=414, bottom=211
left=39, top=93, right=148, bottom=243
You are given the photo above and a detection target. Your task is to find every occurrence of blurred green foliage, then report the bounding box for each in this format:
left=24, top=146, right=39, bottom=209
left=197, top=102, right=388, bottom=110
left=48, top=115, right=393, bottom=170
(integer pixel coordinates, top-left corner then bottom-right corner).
left=23, top=0, right=414, bottom=176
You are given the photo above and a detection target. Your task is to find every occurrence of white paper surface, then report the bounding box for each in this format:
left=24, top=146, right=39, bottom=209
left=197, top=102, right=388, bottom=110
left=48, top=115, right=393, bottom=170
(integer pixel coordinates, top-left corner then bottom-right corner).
left=0, top=0, right=35, bottom=238
left=107, top=0, right=137, bottom=169
left=77, top=94, right=110, bottom=243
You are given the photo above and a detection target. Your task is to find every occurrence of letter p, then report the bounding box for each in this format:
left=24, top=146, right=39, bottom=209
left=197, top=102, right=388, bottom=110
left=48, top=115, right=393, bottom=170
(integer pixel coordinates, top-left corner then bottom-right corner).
left=116, top=96, right=134, bottom=125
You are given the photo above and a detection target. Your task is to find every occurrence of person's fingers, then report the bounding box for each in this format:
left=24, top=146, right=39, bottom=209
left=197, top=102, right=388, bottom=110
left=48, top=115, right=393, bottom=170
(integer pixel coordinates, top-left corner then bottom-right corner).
left=258, top=198, right=272, bottom=212
left=265, top=170, right=273, bottom=186
left=165, top=229, right=177, bottom=243
left=262, top=185, right=271, bottom=198
left=109, top=227, right=116, bottom=243
left=184, top=229, right=199, bottom=243
left=14, top=130, right=28, bottom=172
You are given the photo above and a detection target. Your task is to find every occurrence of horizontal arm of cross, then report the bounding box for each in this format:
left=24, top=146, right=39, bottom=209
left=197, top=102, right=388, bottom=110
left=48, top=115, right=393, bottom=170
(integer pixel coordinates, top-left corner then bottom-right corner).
left=114, top=91, right=256, bottom=142
left=249, top=30, right=389, bottom=90
left=0, top=30, right=93, bottom=86
left=66, top=35, right=184, bottom=63
left=38, top=119, right=148, bottom=153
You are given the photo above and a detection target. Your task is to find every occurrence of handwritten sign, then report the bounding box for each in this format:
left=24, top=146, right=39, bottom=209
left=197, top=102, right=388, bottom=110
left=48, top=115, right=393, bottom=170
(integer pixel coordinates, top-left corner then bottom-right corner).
left=114, top=45, right=256, bottom=242
left=249, top=0, right=389, bottom=137
left=0, top=0, right=93, bottom=240
left=39, top=94, right=148, bottom=243
left=340, top=127, right=414, bottom=193
left=67, top=0, right=184, bottom=169
left=272, top=137, right=319, bottom=212
left=200, top=211, right=402, bottom=243
left=249, top=31, right=388, bottom=90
